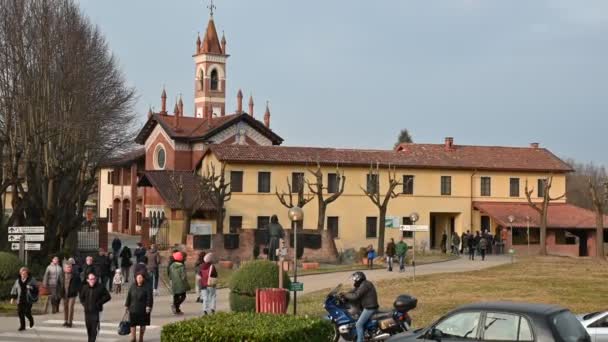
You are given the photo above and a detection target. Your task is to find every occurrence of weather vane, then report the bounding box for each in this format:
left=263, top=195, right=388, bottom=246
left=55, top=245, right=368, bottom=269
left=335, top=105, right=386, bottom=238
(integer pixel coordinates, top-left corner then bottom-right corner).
left=208, top=0, right=216, bottom=17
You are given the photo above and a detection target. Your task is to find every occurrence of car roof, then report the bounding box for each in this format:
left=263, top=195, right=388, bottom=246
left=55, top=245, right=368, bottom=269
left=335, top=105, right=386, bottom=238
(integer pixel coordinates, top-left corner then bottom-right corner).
left=455, top=302, right=566, bottom=316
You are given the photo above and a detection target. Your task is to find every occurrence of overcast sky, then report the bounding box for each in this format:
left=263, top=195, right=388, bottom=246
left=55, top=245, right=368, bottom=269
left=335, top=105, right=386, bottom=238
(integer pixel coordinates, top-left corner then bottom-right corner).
left=78, top=0, right=608, bottom=165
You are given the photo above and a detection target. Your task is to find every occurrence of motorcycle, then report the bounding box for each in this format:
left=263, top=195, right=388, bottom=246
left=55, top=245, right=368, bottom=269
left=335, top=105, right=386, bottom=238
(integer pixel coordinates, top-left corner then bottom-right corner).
left=324, top=284, right=417, bottom=341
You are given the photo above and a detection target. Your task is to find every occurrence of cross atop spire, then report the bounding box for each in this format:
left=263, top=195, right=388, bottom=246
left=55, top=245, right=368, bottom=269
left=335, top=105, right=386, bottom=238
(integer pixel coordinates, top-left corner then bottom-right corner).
left=208, top=0, right=216, bottom=17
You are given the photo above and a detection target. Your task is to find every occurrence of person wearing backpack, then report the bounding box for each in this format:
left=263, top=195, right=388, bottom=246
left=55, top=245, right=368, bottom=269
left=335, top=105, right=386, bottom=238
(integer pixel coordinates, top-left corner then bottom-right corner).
left=10, top=267, right=39, bottom=331
left=199, top=252, right=218, bottom=315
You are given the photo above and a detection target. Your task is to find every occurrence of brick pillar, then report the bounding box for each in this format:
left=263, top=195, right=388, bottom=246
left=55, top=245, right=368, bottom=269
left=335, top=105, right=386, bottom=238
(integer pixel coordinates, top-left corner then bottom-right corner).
left=141, top=218, right=150, bottom=248
left=98, top=217, right=108, bottom=252
left=130, top=163, right=137, bottom=235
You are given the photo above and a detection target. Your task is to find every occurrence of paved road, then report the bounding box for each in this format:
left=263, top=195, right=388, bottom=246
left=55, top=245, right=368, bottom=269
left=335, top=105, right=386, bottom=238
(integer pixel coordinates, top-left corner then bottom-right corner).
left=0, top=255, right=511, bottom=341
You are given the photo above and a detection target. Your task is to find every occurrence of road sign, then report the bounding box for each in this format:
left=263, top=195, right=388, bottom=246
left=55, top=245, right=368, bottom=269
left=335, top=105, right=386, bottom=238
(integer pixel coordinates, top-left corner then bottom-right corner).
left=8, top=234, right=44, bottom=242
left=400, top=225, right=429, bottom=232
left=11, top=243, right=41, bottom=251
left=289, top=282, right=304, bottom=292
left=8, top=226, right=45, bottom=234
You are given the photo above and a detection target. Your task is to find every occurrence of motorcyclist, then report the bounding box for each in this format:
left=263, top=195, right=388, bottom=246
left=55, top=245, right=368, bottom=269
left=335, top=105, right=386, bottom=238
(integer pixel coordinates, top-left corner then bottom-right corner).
left=341, top=272, right=379, bottom=342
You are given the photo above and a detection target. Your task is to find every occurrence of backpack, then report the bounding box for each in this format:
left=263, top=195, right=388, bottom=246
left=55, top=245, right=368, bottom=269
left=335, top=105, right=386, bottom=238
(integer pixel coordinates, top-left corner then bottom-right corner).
left=27, top=284, right=39, bottom=303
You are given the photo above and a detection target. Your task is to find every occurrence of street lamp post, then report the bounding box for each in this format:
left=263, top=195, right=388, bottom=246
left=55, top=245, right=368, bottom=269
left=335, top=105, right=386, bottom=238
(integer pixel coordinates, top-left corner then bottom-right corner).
left=409, top=212, right=419, bottom=282
left=526, top=215, right=531, bottom=256
left=288, top=206, right=304, bottom=315
left=507, top=215, right=515, bottom=263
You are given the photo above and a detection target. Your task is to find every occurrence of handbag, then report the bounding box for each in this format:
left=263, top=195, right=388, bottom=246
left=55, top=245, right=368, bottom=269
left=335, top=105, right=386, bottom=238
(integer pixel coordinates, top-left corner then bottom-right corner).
left=118, top=311, right=130, bottom=336
left=208, top=265, right=218, bottom=287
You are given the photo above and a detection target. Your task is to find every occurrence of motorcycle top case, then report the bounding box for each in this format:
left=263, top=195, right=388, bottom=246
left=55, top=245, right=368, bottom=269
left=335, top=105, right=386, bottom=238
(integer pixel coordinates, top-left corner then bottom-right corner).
left=393, top=295, right=417, bottom=312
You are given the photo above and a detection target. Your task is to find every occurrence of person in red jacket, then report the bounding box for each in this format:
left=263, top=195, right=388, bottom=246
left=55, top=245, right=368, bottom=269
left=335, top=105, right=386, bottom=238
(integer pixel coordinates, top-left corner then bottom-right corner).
left=199, top=252, right=218, bottom=315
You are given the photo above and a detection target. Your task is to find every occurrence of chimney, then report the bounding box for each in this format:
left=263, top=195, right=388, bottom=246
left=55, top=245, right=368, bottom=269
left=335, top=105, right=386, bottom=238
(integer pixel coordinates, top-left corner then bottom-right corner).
left=236, top=89, right=243, bottom=114
left=530, top=142, right=539, bottom=148
left=160, top=88, right=167, bottom=114
left=444, top=137, right=454, bottom=151
left=221, top=31, right=226, bottom=54
left=264, top=101, right=271, bottom=128
left=248, top=95, right=254, bottom=117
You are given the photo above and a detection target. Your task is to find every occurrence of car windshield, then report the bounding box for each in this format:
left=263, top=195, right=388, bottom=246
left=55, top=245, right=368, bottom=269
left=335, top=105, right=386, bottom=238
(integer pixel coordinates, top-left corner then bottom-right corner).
left=552, top=311, right=590, bottom=342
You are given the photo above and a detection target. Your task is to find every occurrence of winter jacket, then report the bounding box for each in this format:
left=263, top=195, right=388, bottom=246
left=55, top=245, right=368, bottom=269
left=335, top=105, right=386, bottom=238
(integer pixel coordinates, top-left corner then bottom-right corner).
left=81, top=264, right=100, bottom=281
left=145, top=248, right=161, bottom=272
left=120, top=247, right=133, bottom=268
left=125, top=283, right=153, bottom=315
left=479, top=237, right=488, bottom=250
left=467, top=235, right=476, bottom=249
left=111, top=238, right=122, bottom=253
left=395, top=241, right=408, bottom=257
left=367, top=249, right=376, bottom=259
left=57, top=271, right=81, bottom=299
left=452, top=234, right=461, bottom=246
left=199, top=263, right=218, bottom=288
left=79, top=282, right=111, bottom=313
left=134, top=262, right=147, bottom=278
left=168, top=262, right=189, bottom=295
left=134, top=247, right=146, bottom=264
left=94, top=254, right=112, bottom=278
left=11, top=277, right=38, bottom=304
left=343, top=280, right=379, bottom=310
left=386, top=242, right=396, bottom=257
left=43, top=264, right=63, bottom=288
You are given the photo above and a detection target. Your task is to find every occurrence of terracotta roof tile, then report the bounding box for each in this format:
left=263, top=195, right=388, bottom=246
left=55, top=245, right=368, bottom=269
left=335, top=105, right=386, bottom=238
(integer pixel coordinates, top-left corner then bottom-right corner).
left=137, top=171, right=215, bottom=210
left=474, top=202, right=608, bottom=229
left=208, top=144, right=573, bottom=172
left=102, top=148, right=145, bottom=167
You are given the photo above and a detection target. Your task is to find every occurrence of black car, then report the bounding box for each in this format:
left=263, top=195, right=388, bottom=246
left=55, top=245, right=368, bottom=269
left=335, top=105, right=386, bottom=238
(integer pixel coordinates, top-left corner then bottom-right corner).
left=388, top=302, right=590, bottom=342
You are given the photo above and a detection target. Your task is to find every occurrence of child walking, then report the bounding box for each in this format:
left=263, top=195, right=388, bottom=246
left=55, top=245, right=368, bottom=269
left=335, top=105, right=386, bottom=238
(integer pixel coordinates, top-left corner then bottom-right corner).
left=113, top=269, right=123, bottom=294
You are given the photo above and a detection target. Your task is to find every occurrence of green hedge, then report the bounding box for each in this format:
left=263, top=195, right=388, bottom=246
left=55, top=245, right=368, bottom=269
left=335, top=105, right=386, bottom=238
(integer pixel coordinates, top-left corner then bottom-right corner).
left=229, top=260, right=291, bottom=312
left=161, top=312, right=333, bottom=342
left=0, top=252, right=22, bottom=300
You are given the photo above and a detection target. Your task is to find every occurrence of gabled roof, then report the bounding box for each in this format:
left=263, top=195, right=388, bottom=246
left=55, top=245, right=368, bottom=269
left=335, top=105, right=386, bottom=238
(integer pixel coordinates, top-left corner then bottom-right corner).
left=134, top=113, right=283, bottom=145
left=137, top=171, right=215, bottom=210
left=474, top=202, right=608, bottom=229
left=101, top=148, right=145, bottom=167
left=206, top=144, right=573, bottom=173
left=201, top=18, right=222, bottom=54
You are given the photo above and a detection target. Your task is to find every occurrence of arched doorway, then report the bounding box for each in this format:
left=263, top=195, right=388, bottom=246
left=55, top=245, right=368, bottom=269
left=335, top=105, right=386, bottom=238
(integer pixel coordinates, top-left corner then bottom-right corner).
left=112, top=199, right=120, bottom=232
left=122, top=199, right=130, bottom=233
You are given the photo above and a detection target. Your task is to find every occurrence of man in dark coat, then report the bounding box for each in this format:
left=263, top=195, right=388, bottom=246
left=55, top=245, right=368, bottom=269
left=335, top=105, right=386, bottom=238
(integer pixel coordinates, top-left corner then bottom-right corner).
left=81, top=256, right=99, bottom=282
left=267, top=215, right=284, bottom=261
left=94, top=249, right=112, bottom=291
left=134, top=243, right=146, bottom=264
left=57, top=263, right=81, bottom=327
left=385, top=238, right=396, bottom=272
left=79, top=272, right=111, bottom=342
left=341, top=272, right=378, bottom=342
left=120, top=246, right=133, bottom=283
left=111, top=237, right=122, bottom=257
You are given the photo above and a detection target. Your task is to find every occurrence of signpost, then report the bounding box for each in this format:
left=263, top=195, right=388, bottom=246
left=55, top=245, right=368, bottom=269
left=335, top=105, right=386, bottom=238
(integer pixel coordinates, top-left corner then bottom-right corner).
left=289, top=282, right=304, bottom=292
left=8, top=226, right=45, bottom=266
left=400, top=215, right=427, bottom=282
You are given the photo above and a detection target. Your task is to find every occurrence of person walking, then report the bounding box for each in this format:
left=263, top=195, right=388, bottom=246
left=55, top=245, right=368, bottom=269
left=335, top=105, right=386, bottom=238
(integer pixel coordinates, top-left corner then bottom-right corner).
left=199, top=252, right=218, bottom=315
left=461, top=231, right=470, bottom=255
left=10, top=267, right=38, bottom=331
left=366, top=245, right=376, bottom=270
left=134, top=243, right=146, bottom=264
left=467, top=232, right=476, bottom=260
left=120, top=245, right=133, bottom=283
left=125, top=273, right=153, bottom=342
left=57, top=263, right=81, bottom=328
left=79, top=272, right=111, bottom=342
left=451, top=232, right=461, bottom=256
left=145, top=244, right=161, bottom=296
left=95, top=249, right=112, bottom=291
left=395, top=238, right=409, bottom=272
left=113, top=269, right=124, bottom=294
left=441, top=232, right=447, bottom=253
left=112, top=236, right=122, bottom=258
left=194, top=251, right=206, bottom=303
left=479, top=234, right=488, bottom=261
left=82, top=256, right=99, bottom=282
left=385, top=239, right=396, bottom=272
left=168, top=251, right=189, bottom=315
left=134, top=256, right=148, bottom=280
left=43, top=256, right=63, bottom=314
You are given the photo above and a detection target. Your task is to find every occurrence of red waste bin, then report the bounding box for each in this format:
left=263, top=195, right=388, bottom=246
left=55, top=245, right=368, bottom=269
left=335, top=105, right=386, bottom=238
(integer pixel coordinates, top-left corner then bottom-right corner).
left=255, top=288, right=288, bottom=314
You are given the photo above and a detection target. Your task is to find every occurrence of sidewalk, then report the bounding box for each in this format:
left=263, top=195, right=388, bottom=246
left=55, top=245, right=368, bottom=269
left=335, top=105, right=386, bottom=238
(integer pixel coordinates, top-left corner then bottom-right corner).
left=0, top=255, right=511, bottom=341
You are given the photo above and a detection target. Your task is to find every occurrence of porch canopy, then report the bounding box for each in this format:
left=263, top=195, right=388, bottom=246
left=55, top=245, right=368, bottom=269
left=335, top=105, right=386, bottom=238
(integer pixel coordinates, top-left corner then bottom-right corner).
left=473, top=202, right=608, bottom=229
left=137, top=170, right=215, bottom=210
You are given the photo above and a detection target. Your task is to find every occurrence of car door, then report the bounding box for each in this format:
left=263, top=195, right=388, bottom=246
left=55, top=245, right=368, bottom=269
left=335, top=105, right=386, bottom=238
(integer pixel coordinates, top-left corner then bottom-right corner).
left=587, top=313, right=608, bottom=342
left=424, top=311, right=483, bottom=342
left=480, top=312, right=535, bottom=342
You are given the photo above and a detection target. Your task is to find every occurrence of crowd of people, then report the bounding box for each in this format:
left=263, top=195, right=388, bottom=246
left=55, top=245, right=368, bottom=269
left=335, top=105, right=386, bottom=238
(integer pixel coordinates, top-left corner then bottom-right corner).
left=442, top=230, right=504, bottom=261
left=10, top=237, right=220, bottom=342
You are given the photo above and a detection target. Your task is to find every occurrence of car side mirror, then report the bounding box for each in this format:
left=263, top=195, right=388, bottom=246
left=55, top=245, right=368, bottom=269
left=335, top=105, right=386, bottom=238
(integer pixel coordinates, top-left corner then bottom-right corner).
left=428, top=328, right=443, bottom=341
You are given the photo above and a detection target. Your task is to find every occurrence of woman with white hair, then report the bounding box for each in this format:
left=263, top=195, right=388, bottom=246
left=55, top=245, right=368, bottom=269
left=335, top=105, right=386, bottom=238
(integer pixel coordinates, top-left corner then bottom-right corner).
left=198, top=252, right=218, bottom=315
left=10, top=267, right=38, bottom=331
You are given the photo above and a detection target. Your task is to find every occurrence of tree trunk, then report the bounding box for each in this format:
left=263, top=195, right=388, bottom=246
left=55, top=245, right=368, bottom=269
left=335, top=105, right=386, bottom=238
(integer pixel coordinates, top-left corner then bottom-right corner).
left=378, top=206, right=387, bottom=256
left=596, top=209, right=605, bottom=259
left=216, top=208, right=224, bottom=235
left=182, top=209, right=192, bottom=245
left=539, top=214, right=547, bottom=256
left=317, top=200, right=326, bottom=231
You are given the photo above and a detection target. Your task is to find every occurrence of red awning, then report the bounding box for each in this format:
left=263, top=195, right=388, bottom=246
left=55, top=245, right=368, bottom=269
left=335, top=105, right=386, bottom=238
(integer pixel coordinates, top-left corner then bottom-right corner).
left=473, top=202, right=608, bottom=229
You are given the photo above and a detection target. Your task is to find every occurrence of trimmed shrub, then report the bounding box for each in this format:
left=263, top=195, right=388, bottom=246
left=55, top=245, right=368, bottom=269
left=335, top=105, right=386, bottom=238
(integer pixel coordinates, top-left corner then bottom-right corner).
left=161, top=312, right=333, bottom=342
left=0, top=252, right=22, bottom=281
left=229, top=260, right=291, bottom=312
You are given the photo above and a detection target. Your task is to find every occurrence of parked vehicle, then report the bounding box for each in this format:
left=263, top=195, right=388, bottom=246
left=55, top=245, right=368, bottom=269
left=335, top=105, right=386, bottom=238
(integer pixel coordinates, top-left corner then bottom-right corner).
left=577, top=311, right=608, bottom=342
left=388, top=302, right=590, bottom=342
left=324, top=284, right=416, bottom=341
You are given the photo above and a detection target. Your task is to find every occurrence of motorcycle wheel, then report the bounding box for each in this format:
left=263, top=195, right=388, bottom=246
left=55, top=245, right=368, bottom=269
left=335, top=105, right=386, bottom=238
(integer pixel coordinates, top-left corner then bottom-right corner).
left=332, top=324, right=340, bottom=342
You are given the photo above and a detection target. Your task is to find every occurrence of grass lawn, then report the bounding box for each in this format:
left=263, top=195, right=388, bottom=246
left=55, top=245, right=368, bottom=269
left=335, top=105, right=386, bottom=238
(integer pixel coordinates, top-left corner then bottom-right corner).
left=292, top=256, right=608, bottom=328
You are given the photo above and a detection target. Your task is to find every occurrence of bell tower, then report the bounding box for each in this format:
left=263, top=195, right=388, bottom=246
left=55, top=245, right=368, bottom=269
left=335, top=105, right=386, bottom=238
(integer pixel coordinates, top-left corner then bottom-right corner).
left=194, top=1, right=229, bottom=118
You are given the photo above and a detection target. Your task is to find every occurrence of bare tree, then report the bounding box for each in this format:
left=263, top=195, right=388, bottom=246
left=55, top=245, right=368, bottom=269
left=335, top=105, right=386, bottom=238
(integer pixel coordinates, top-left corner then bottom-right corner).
left=168, top=171, right=206, bottom=244
left=0, top=0, right=136, bottom=253
left=361, top=165, right=404, bottom=255
left=524, top=176, right=566, bottom=256
left=305, top=163, right=346, bottom=231
left=202, top=162, right=232, bottom=235
left=275, top=177, right=315, bottom=210
left=588, top=179, right=607, bottom=260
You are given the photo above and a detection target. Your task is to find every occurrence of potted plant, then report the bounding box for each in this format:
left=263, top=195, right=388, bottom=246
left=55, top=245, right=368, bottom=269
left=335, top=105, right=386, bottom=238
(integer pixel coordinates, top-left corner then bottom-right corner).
left=358, top=247, right=368, bottom=265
